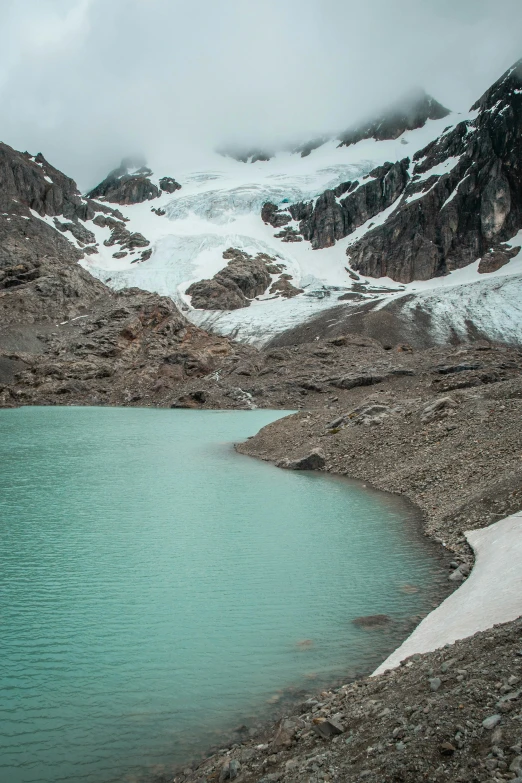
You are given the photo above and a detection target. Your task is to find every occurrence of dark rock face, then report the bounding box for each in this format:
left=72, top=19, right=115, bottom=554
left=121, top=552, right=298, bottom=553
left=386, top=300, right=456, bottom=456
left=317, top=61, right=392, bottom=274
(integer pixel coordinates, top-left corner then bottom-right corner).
left=338, top=90, right=449, bottom=148
left=0, top=142, right=114, bottom=325
left=87, top=158, right=181, bottom=205
left=269, top=274, right=303, bottom=298
left=347, top=59, right=522, bottom=282
left=159, top=176, right=181, bottom=193
left=185, top=248, right=273, bottom=310
left=478, top=244, right=519, bottom=274
left=289, top=159, right=410, bottom=249
left=87, top=162, right=160, bottom=204
left=274, top=226, right=303, bottom=242
left=0, top=216, right=107, bottom=326
left=218, top=146, right=274, bottom=163
left=0, top=141, right=151, bottom=263
left=0, top=144, right=93, bottom=220
left=261, top=202, right=292, bottom=228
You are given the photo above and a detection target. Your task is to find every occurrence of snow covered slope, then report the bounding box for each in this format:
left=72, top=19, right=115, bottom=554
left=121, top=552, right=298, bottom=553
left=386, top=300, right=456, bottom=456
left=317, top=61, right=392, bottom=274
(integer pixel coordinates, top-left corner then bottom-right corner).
left=79, top=74, right=522, bottom=347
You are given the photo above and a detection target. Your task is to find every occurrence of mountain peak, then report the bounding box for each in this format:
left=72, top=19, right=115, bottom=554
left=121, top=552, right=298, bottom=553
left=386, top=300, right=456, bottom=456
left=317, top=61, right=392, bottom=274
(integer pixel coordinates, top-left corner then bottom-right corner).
left=471, top=56, right=522, bottom=112
left=338, top=89, right=450, bottom=148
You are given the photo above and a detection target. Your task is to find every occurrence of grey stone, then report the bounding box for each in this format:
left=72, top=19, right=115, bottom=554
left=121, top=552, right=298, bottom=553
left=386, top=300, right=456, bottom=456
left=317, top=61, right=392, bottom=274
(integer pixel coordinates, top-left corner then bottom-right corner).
left=281, top=449, right=326, bottom=471
left=312, top=719, right=343, bottom=738
left=429, top=677, right=442, bottom=692
left=482, top=714, right=502, bottom=730
left=353, top=614, right=391, bottom=629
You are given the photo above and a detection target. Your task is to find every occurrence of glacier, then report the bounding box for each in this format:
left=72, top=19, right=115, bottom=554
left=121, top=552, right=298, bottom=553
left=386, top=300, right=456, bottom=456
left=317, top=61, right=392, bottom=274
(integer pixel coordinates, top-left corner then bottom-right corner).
left=81, top=113, right=522, bottom=346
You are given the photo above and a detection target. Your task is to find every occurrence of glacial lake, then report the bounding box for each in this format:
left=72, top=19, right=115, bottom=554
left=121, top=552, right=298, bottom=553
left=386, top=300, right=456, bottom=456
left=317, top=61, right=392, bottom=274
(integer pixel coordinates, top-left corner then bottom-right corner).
left=0, top=407, right=446, bottom=783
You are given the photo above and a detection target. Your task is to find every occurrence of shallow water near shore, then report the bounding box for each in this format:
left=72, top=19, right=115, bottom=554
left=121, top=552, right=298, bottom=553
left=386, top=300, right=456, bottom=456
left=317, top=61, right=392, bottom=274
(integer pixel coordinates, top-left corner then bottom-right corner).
left=0, top=407, right=446, bottom=783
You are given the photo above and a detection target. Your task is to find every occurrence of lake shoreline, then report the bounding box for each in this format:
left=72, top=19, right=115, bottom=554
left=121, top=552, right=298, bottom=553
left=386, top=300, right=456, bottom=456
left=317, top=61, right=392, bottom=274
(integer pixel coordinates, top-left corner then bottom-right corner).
left=3, top=344, right=522, bottom=782
left=160, top=369, right=522, bottom=783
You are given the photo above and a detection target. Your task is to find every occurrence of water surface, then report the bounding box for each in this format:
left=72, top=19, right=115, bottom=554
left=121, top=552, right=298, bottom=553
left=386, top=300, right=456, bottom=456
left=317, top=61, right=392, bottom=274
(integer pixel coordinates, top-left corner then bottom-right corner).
left=0, top=407, right=444, bottom=783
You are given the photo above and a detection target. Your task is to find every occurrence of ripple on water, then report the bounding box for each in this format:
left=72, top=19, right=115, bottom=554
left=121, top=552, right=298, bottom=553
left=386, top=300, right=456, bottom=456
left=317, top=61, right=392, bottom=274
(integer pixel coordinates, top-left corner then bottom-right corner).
left=0, top=407, right=446, bottom=783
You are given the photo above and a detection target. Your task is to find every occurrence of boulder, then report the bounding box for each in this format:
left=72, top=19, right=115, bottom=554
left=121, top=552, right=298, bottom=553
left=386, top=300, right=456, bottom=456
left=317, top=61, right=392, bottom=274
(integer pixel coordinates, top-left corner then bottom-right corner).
left=331, top=372, right=385, bottom=390
left=279, top=449, right=326, bottom=471
left=312, top=718, right=344, bottom=738
left=478, top=245, right=520, bottom=273
left=352, top=614, right=391, bottom=629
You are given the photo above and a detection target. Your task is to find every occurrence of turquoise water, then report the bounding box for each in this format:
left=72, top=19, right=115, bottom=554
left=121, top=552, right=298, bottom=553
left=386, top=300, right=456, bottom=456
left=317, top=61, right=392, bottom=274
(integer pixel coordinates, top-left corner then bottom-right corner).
left=0, top=407, right=444, bottom=783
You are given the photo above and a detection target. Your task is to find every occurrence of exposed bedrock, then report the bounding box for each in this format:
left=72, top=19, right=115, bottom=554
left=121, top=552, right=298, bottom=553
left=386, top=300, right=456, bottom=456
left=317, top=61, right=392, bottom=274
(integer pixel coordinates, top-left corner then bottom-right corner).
left=0, top=141, right=144, bottom=264
left=185, top=248, right=301, bottom=310
left=159, top=176, right=182, bottom=193
left=346, top=59, right=522, bottom=282
left=0, top=143, right=101, bottom=222
left=87, top=158, right=181, bottom=205
left=338, top=89, right=450, bottom=148
left=261, top=201, right=292, bottom=228
left=185, top=249, right=273, bottom=310
left=87, top=166, right=160, bottom=204
left=288, top=159, right=410, bottom=249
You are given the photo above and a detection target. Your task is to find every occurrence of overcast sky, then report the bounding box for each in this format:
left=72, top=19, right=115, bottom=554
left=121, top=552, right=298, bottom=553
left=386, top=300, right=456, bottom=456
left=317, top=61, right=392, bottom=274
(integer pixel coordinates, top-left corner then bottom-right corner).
left=1, top=0, right=521, bottom=190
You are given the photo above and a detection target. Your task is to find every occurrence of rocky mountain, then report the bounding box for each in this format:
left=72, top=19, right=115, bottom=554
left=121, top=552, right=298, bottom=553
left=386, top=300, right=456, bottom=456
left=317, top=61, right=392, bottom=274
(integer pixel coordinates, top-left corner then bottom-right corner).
left=286, top=159, right=411, bottom=249
left=0, top=142, right=254, bottom=407
left=282, top=59, right=522, bottom=283
left=2, top=58, right=522, bottom=371
left=87, top=156, right=181, bottom=205
left=220, top=90, right=449, bottom=163
left=337, top=89, right=449, bottom=148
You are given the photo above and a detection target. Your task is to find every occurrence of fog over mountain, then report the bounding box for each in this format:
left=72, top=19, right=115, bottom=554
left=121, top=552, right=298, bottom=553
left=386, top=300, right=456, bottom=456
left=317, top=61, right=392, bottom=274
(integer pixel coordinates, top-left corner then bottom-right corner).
left=1, top=0, right=522, bottom=190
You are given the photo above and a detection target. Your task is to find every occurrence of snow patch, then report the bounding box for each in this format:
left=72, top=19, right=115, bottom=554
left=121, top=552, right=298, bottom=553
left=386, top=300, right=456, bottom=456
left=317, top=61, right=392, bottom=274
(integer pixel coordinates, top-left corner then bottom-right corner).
left=373, top=511, right=522, bottom=675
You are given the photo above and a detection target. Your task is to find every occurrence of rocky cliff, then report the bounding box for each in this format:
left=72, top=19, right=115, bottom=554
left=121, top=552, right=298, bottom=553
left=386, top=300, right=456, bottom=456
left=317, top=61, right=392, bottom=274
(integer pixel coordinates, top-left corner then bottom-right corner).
left=338, top=89, right=449, bottom=148
left=0, top=142, right=157, bottom=328
left=288, top=159, right=410, bottom=249
left=87, top=156, right=181, bottom=205
left=346, top=59, right=522, bottom=282
left=271, top=59, right=522, bottom=283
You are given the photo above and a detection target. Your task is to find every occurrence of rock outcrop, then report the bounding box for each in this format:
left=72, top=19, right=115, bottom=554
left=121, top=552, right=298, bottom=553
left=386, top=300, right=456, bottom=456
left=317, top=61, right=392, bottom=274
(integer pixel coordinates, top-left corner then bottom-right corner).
left=87, top=160, right=160, bottom=204
left=261, top=201, right=292, bottom=228
left=276, top=59, right=522, bottom=282
left=87, top=158, right=181, bottom=205
left=269, top=274, right=303, bottom=298
left=346, top=59, right=522, bottom=282
left=0, top=141, right=152, bottom=263
left=0, top=144, right=93, bottom=220
left=185, top=248, right=300, bottom=310
left=338, top=89, right=449, bottom=148
left=288, top=159, right=410, bottom=249
left=159, top=176, right=181, bottom=193
left=186, top=249, right=272, bottom=310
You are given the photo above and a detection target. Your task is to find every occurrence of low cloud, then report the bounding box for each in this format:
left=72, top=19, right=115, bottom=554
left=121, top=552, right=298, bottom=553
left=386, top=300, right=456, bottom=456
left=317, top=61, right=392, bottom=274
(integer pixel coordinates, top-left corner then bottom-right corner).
left=0, top=0, right=521, bottom=189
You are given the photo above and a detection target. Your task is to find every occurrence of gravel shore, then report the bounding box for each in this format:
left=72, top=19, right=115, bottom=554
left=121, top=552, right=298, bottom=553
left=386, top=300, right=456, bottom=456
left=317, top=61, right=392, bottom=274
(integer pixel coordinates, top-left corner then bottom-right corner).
left=159, top=340, right=522, bottom=783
